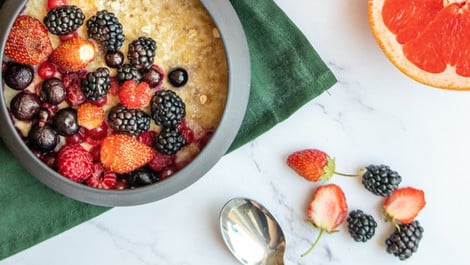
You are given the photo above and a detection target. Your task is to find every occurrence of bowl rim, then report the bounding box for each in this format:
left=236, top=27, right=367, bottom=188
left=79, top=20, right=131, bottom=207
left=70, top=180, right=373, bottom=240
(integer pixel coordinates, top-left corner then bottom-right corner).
left=0, top=0, right=250, bottom=206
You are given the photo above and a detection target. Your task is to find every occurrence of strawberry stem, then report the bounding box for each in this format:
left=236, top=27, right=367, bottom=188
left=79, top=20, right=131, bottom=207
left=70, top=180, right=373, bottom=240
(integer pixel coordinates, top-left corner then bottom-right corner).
left=334, top=171, right=358, bottom=177
left=301, top=229, right=325, bottom=257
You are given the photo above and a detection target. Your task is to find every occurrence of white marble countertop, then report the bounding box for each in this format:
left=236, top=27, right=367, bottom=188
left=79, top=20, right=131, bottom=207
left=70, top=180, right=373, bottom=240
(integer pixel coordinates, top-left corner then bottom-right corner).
left=3, top=0, right=470, bottom=264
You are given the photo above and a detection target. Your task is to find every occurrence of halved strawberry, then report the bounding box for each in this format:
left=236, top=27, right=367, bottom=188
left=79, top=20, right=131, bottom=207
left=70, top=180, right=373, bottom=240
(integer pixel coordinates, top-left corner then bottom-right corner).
left=77, top=102, right=104, bottom=130
left=118, top=80, right=152, bottom=109
left=50, top=37, right=95, bottom=72
left=302, top=184, right=348, bottom=257
left=100, top=134, right=155, bottom=174
left=5, top=15, right=52, bottom=65
left=287, top=149, right=336, bottom=182
left=384, top=187, right=426, bottom=224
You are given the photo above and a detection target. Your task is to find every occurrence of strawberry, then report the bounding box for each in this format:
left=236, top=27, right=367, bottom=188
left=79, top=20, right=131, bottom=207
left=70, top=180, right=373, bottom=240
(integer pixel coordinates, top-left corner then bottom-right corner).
left=56, top=144, right=93, bottom=182
left=118, top=80, right=152, bottom=109
left=87, top=163, right=117, bottom=189
left=50, top=37, right=95, bottom=72
left=5, top=15, right=52, bottom=65
left=77, top=102, right=104, bottom=130
left=100, top=134, right=155, bottom=174
left=302, top=184, right=348, bottom=257
left=383, top=187, right=426, bottom=224
left=287, top=149, right=336, bottom=182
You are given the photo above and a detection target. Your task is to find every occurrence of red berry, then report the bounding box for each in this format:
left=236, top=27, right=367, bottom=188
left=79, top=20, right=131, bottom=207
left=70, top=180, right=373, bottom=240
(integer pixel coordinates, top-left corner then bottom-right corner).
left=38, top=61, right=57, bottom=79
left=66, top=133, right=84, bottom=145
left=47, top=0, right=68, bottom=10
left=137, top=130, right=157, bottom=146
left=160, top=166, right=176, bottom=180
left=41, top=152, right=57, bottom=168
left=59, top=30, right=78, bottom=42
left=89, top=144, right=101, bottom=162
left=108, top=77, right=120, bottom=96
left=302, top=184, right=348, bottom=257
left=56, top=144, right=93, bottom=182
left=383, top=187, right=426, bottom=224
left=148, top=151, right=174, bottom=172
left=287, top=149, right=336, bottom=182
left=89, top=95, right=108, bottom=107
left=66, top=83, right=86, bottom=106
left=118, top=80, right=152, bottom=109
left=177, top=119, right=194, bottom=144
left=85, top=121, right=109, bottom=140
left=86, top=163, right=117, bottom=189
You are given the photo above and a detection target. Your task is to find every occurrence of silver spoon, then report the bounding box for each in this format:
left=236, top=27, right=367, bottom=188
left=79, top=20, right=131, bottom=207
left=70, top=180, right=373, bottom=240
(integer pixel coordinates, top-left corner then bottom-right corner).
left=219, top=197, right=286, bottom=265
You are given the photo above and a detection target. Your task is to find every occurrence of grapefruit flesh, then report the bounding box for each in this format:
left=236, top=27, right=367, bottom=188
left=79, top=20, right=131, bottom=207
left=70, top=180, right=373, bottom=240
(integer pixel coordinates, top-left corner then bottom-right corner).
left=369, top=0, right=470, bottom=90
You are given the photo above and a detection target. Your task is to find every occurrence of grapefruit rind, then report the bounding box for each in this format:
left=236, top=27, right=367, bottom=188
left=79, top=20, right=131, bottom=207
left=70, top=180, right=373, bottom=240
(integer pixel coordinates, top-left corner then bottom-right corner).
left=368, top=0, right=470, bottom=90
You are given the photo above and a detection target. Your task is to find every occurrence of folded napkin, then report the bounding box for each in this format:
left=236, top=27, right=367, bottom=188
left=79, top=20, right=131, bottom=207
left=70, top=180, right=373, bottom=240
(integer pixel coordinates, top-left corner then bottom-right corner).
left=0, top=0, right=336, bottom=260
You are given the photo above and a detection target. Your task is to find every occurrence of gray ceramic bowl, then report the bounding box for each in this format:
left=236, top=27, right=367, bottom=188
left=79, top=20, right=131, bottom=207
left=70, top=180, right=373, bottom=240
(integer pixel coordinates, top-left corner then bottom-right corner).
left=0, top=0, right=250, bottom=206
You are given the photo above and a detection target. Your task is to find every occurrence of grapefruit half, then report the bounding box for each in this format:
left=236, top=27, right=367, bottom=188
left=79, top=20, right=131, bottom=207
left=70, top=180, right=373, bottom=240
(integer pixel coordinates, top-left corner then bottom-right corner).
left=369, top=0, right=470, bottom=90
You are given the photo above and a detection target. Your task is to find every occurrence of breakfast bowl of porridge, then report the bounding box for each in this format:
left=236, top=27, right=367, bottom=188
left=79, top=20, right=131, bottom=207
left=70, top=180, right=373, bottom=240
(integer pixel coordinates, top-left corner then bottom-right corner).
left=0, top=0, right=250, bottom=206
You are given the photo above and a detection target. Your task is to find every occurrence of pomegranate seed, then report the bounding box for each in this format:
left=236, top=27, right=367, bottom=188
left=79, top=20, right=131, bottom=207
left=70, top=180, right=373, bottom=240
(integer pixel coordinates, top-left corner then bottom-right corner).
left=86, top=121, right=108, bottom=140
left=160, top=166, right=176, bottom=180
left=47, top=0, right=68, bottom=11
left=89, top=144, right=101, bottom=162
left=108, top=77, right=120, bottom=95
left=66, top=133, right=83, bottom=145
left=42, top=152, right=57, bottom=168
left=38, top=61, right=57, bottom=79
left=66, top=84, right=86, bottom=106
left=137, top=130, right=157, bottom=146
left=178, top=120, right=194, bottom=144
left=89, top=96, right=107, bottom=107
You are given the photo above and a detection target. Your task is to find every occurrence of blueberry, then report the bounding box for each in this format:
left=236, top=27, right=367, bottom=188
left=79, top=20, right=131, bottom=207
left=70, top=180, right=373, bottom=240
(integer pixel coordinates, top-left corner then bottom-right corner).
left=168, top=67, right=188, bottom=87
left=10, top=92, right=42, bottom=121
left=3, top=62, right=34, bottom=90
left=105, top=50, right=124, bottom=68
left=141, top=66, right=163, bottom=88
left=28, top=123, right=59, bottom=153
left=40, top=78, right=66, bottom=105
left=53, top=107, right=79, bottom=136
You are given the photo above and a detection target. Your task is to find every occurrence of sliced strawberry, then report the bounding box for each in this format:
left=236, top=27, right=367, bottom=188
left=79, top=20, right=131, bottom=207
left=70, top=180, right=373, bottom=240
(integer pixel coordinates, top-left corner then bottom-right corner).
left=287, top=149, right=336, bottom=182
left=302, top=184, right=348, bottom=257
left=100, top=134, right=155, bottom=174
left=77, top=102, right=104, bottom=130
left=5, top=15, right=52, bottom=65
left=118, top=80, right=152, bottom=109
left=87, top=163, right=117, bottom=189
left=50, top=37, right=95, bottom=72
left=56, top=144, right=93, bottom=182
left=384, top=187, right=426, bottom=224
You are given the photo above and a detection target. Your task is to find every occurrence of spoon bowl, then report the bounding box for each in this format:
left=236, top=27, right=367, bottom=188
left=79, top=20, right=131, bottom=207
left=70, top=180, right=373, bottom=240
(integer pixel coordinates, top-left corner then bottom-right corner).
left=219, top=197, right=286, bottom=265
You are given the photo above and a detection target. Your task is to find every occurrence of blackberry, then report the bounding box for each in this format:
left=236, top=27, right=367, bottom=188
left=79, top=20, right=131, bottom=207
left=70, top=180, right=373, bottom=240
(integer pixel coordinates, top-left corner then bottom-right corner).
left=155, top=127, right=186, bottom=155
left=81, top=67, right=111, bottom=101
left=119, top=167, right=159, bottom=188
left=347, top=210, right=377, bottom=242
left=385, top=220, right=424, bottom=260
left=150, top=90, right=185, bottom=128
left=86, top=10, right=125, bottom=51
left=3, top=62, right=34, bottom=90
left=41, top=78, right=66, bottom=105
left=168, top=67, right=188, bottom=87
left=362, top=164, right=402, bottom=196
left=10, top=92, right=42, bottom=121
left=127, top=37, right=157, bottom=70
left=43, top=5, right=85, bottom=35
left=108, top=105, right=151, bottom=136
left=116, top=63, right=141, bottom=83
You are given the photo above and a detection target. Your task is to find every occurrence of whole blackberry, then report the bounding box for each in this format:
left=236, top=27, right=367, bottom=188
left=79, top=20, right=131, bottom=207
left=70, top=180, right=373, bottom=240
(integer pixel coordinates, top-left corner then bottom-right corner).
left=119, top=167, right=159, bottom=188
left=156, top=127, right=186, bottom=155
left=86, top=10, right=125, bottom=51
left=127, top=37, right=157, bottom=70
left=116, top=63, right=141, bottom=83
left=108, top=105, right=151, bottom=136
left=347, top=210, right=377, bottom=242
left=43, top=5, right=85, bottom=35
left=150, top=90, right=185, bottom=128
left=81, top=67, right=111, bottom=101
left=385, top=220, right=424, bottom=260
left=362, top=164, right=402, bottom=196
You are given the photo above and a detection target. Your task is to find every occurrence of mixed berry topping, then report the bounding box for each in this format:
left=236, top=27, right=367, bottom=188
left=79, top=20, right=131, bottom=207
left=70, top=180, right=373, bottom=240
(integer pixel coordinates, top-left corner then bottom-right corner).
left=2, top=3, right=206, bottom=191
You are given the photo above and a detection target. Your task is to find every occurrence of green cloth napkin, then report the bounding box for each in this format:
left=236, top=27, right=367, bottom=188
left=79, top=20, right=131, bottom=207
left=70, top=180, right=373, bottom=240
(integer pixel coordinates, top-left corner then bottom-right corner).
left=0, top=0, right=336, bottom=260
